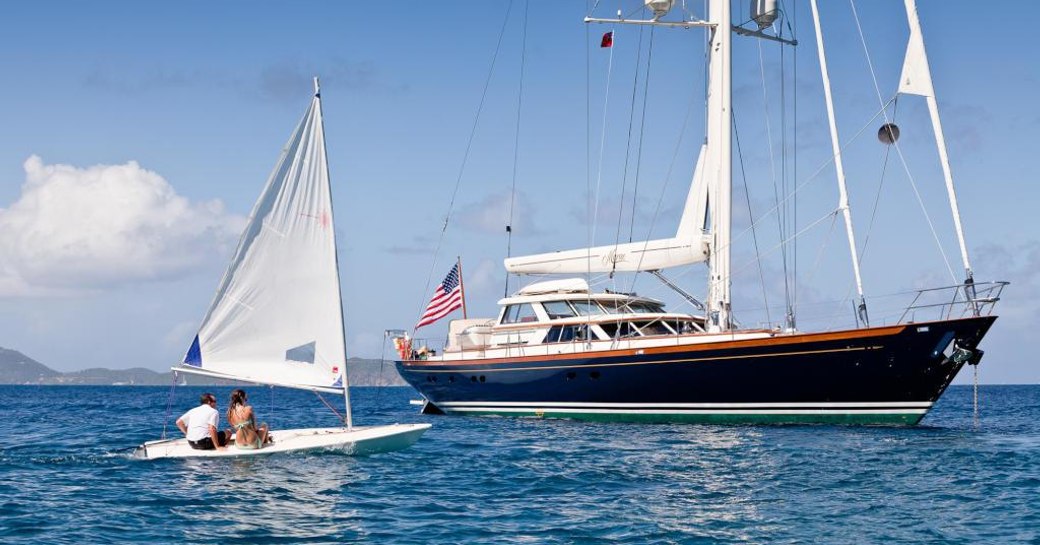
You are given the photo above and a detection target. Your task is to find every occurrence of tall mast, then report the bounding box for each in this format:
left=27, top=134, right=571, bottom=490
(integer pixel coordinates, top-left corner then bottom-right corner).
left=705, top=0, right=733, bottom=332
left=809, top=0, right=869, bottom=326
left=315, top=76, right=354, bottom=429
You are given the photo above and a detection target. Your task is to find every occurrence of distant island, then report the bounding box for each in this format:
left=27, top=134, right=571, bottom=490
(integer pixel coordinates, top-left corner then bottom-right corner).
left=0, top=346, right=407, bottom=387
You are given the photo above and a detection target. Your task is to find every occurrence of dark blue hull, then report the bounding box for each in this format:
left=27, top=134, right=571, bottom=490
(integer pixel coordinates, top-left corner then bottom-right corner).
left=396, top=316, right=995, bottom=424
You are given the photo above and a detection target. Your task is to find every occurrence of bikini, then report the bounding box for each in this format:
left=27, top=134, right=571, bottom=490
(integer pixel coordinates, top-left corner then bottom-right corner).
left=231, top=412, right=263, bottom=449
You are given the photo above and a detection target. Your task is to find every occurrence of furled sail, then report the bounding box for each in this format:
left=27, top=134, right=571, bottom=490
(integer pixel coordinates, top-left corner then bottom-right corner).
left=175, top=91, right=346, bottom=393
left=505, top=145, right=711, bottom=275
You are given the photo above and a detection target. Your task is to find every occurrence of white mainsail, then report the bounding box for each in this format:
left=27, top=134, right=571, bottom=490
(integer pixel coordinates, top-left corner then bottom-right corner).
left=175, top=90, right=346, bottom=393
left=504, top=145, right=711, bottom=275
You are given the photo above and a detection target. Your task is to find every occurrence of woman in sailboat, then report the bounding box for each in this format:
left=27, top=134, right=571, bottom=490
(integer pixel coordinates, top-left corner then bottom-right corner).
left=227, top=389, right=271, bottom=449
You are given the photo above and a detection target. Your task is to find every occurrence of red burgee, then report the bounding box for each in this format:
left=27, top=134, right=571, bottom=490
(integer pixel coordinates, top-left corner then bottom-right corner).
left=600, top=31, right=613, bottom=48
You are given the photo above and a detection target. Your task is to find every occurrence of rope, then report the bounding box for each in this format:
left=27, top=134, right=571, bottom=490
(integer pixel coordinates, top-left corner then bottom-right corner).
left=161, top=371, right=178, bottom=440
left=629, top=26, right=656, bottom=244
left=757, top=38, right=791, bottom=327
left=503, top=0, right=529, bottom=297
left=614, top=25, right=647, bottom=253
left=849, top=0, right=956, bottom=283
left=376, top=333, right=389, bottom=408
left=313, top=390, right=344, bottom=424
left=590, top=22, right=617, bottom=258
left=973, top=363, right=979, bottom=426
left=412, top=0, right=515, bottom=326
left=733, top=110, right=772, bottom=324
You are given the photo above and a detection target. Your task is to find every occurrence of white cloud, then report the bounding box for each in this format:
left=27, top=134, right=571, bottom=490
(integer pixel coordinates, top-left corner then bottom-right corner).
left=0, top=155, right=245, bottom=296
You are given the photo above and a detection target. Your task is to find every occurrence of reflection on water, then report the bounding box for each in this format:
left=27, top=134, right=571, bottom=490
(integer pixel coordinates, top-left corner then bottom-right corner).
left=169, top=455, right=370, bottom=541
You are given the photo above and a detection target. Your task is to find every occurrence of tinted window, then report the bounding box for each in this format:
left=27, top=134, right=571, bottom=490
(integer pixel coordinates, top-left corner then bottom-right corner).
left=634, top=321, right=673, bottom=336
left=543, top=301, right=576, bottom=319
left=543, top=324, right=589, bottom=343
left=502, top=303, right=538, bottom=324
left=571, top=300, right=604, bottom=316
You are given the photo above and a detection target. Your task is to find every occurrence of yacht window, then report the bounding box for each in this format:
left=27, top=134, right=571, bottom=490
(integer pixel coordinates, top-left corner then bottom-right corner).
left=544, top=324, right=589, bottom=343
left=543, top=301, right=576, bottom=319
left=599, top=321, right=642, bottom=338
left=570, top=300, right=605, bottom=316
left=502, top=303, right=539, bottom=324
left=634, top=321, right=673, bottom=336
left=627, top=301, right=665, bottom=314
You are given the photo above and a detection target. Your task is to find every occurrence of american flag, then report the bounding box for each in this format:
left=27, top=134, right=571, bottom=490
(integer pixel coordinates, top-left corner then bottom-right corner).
left=416, top=263, right=464, bottom=329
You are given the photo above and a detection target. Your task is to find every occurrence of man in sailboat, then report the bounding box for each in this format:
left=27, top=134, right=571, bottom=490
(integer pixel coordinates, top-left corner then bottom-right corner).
left=175, top=393, right=230, bottom=450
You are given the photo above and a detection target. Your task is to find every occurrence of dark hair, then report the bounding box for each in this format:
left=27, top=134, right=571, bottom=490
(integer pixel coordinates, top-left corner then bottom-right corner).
left=200, top=393, right=215, bottom=405
left=227, top=389, right=247, bottom=422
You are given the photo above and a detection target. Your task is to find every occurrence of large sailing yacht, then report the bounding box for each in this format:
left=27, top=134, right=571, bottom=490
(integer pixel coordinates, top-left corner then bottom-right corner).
left=396, top=0, right=1006, bottom=424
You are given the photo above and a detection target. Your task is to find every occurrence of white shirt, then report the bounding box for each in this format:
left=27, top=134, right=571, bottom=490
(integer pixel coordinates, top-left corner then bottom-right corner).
left=179, top=404, right=219, bottom=441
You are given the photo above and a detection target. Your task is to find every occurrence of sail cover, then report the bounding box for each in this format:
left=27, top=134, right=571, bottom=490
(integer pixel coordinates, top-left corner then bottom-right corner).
left=176, top=93, right=346, bottom=392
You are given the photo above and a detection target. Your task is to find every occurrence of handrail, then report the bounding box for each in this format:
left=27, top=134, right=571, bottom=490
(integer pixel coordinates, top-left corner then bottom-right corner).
left=897, top=281, right=1008, bottom=324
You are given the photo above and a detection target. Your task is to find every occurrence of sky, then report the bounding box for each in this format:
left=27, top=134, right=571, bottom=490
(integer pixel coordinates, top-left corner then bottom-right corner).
left=1, top=1, right=1037, bottom=384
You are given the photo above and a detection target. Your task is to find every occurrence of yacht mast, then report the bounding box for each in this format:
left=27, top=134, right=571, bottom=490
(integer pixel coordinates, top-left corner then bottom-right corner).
left=705, top=0, right=733, bottom=332
left=809, top=0, right=869, bottom=326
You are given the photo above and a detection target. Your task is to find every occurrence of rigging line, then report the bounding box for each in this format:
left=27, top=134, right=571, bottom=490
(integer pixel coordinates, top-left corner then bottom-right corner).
left=586, top=0, right=593, bottom=331
left=628, top=26, right=656, bottom=244
left=413, top=0, right=515, bottom=326
left=757, top=37, right=791, bottom=324
left=726, top=98, right=894, bottom=252
left=313, top=390, right=344, bottom=423
left=850, top=98, right=900, bottom=304
left=733, top=108, right=772, bottom=325
left=161, top=371, right=178, bottom=440
left=626, top=59, right=702, bottom=292
left=795, top=210, right=840, bottom=311
left=503, top=0, right=530, bottom=297
left=590, top=21, right=617, bottom=256
left=731, top=208, right=840, bottom=279
left=613, top=24, right=647, bottom=258
left=848, top=0, right=956, bottom=282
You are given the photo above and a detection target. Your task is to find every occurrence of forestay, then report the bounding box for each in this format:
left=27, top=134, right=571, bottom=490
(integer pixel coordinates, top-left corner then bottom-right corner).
left=176, top=93, right=345, bottom=393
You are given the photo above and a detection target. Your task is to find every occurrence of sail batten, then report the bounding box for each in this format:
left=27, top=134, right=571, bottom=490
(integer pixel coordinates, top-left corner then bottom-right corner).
left=182, top=93, right=345, bottom=390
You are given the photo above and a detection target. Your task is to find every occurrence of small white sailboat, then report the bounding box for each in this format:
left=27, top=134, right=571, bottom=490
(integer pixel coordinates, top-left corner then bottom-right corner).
left=135, top=79, right=430, bottom=459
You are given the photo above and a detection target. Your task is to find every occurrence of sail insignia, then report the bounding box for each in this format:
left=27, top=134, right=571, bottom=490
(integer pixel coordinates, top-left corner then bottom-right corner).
left=285, top=342, right=317, bottom=364
left=183, top=335, right=202, bottom=367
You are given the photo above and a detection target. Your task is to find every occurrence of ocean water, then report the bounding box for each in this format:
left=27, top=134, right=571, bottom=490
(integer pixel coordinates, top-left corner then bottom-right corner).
left=0, top=384, right=1037, bottom=544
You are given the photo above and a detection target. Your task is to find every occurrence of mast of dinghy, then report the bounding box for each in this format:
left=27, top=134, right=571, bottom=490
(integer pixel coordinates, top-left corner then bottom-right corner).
left=898, top=0, right=975, bottom=303
left=809, top=0, right=869, bottom=326
left=315, top=76, right=354, bottom=429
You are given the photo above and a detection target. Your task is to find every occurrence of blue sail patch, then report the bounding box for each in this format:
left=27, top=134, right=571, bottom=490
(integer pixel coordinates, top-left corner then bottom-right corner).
left=184, top=335, right=202, bottom=367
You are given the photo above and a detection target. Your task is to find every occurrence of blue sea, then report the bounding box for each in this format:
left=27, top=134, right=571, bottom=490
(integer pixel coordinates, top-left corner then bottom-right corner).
left=0, top=384, right=1037, bottom=544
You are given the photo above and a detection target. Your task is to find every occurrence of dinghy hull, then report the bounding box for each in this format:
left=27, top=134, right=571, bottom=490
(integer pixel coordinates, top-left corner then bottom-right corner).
left=134, top=423, right=431, bottom=460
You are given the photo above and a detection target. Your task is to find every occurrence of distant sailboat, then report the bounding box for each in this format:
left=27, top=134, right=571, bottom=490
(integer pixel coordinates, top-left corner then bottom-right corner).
left=136, top=79, right=430, bottom=459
